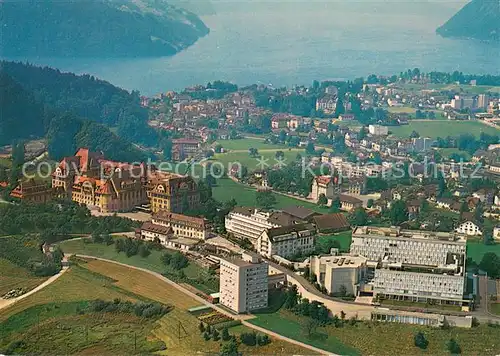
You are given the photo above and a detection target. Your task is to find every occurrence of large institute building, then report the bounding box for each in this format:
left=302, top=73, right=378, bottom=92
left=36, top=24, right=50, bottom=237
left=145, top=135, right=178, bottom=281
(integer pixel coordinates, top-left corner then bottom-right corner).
left=50, top=148, right=200, bottom=213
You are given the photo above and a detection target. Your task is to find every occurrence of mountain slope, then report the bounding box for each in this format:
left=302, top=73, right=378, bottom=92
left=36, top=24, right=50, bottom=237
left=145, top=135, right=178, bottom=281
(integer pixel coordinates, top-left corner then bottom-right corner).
left=0, top=62, right=148, bottom=162
left=0, top=0, right=209, bottom=57
left=436, top=0, right=500, bottom=41
left=168, top=0, right=216, bottom=15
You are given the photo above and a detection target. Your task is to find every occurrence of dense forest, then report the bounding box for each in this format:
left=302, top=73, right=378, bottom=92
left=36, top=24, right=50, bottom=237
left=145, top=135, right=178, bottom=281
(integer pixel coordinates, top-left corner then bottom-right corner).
left=0, top=61, right=153, bottom=162
left=436, top=0, right=500, bottom=41
left=1, top=0, right=209, bottom=57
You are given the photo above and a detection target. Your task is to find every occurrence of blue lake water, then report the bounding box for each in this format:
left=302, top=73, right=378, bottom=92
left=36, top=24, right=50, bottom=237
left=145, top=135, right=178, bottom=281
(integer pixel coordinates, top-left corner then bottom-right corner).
left=8, top=0, right=500, bottom=95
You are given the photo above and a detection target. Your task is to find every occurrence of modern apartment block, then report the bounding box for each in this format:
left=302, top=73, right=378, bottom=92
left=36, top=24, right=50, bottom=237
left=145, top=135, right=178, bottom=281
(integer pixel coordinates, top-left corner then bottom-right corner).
left=225, top=207, right=304, bottom=246
left=219, top=252, right=269, bottom=313
left=350, top=226, right=467, bottom=305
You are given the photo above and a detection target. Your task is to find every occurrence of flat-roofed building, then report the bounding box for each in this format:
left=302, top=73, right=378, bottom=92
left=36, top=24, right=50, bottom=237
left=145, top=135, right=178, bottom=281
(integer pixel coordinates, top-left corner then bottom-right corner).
left=350, top=226, right=467, bottom=305
left=310, top=254, right=367, bottom=295
left=219, top=252, right=268, bottom=313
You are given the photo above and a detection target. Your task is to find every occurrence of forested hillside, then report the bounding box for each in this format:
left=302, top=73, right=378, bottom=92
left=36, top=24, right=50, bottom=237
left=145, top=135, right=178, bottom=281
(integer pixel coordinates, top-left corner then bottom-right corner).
left=0, top=62, right=152, bottom=162
left=437, top=0, right=500, bottom=41
left=1, top=0, right=209, bottom=57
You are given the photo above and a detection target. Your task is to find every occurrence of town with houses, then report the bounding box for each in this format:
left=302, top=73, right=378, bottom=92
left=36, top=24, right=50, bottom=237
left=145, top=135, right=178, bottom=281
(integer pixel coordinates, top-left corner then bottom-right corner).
left=2, top=71, right=500, bottom=354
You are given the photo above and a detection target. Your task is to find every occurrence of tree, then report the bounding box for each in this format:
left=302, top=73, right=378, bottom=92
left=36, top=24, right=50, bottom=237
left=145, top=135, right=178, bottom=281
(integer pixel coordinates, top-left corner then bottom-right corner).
left=199, top=322, right=205, bottom=333
left=367, top=198, right=374, bottom=208
left=389, top=200, right=408, bottom=226
left=414, top=331, right=429, bottom=349
left=479, top=252, right=500, bottom=279
left=91, top=230, right=103, bottom=243
left=256, top=190, right=276, bottom=210
left=170, top=252, right=189, bottom=269
left=221, top=327, right=231, bottom=341
left=350, top=207, right=368, bottom=226
left=162, top=139, right=173, bottom=161
left=410, top=130, right=420, bottom=138
left=102, top=232, right=113, bottom=245
left=257, top=334, right=270, bottom=346
left=446, top=338, right=461, bottom=354
left=275, top=150, right=285, bottom=160
left=305, top=141, right=315, bottom=155
left=329, top=196, right=341, bottom=212
left=212, top=329, right=220, bottom=341
left=302, top=319, right=319, bottom=338
left=240, top=331, right=257, bottom=346
left=220, top=338, right=239, bottom=356
left=138, top=244, right=151, bottom=258
left=161, top=252, right=171, bottom=265
left=317, top=193, right=328, bottom=206
left=283, top=285, right=299, bottom=310
left=203, top=332, right=211, bottom=341
left=248, top=147, right=259, bottom=157
left=340, top=310, right=346, bottom=320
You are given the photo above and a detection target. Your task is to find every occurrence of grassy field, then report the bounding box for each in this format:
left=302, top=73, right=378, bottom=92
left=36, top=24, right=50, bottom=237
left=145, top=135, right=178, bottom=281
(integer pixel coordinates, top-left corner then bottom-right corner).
left=390, top=121, right=500, bottom=139
left=0, top=259, right=48, bottom=296
left=212, top=178, right=328, bottom=213
left=0, top=157, right=11, bottom=169
left=0, top=258, right=310, bottom=355
left=59, top=238, right=219, bottom=294
left=215, top=138, right=289, bottom=151
left=437, top=147, right=472, bottom=160
left=316, top=231, right=353, bottom=252
left=250, top=303, right=500, bottom=355
left=213, top=149, right=302, bottom=173
left=467, top=241, right=500, bottom=265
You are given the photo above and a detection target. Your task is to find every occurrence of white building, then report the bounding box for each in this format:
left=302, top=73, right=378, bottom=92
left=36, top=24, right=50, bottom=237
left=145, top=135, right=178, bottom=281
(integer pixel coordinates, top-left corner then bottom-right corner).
left=368, top=125, right=389, bottom=136
left=310, top=176, right=335, bottom=202
left=310, top=254, right=367, bottom=295
left=152, top=211, right=210, bottom=240
left=225, top=207, right=280, bottom=245
left=219, top=251, right=269, bottom=313
left=257, top=223, right=316, bottom=258
left=350, top=226, right=467, bottom=305
left=455, top=220, right=482, bottom=236
left=494, top=226, right=500, bottom=241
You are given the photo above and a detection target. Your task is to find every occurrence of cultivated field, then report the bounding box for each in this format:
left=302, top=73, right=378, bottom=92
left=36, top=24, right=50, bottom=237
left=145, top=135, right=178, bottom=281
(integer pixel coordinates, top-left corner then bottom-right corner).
left=0, top=258, right=310, bottom=355
left=0, top=259, right=47, bottom=296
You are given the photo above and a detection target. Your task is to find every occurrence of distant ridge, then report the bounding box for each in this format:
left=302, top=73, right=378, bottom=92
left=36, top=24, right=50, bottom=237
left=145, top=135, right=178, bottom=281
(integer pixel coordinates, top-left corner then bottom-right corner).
left=0, top=0, right=210, bottom=57
left=436, top=0, right=500, bottom=41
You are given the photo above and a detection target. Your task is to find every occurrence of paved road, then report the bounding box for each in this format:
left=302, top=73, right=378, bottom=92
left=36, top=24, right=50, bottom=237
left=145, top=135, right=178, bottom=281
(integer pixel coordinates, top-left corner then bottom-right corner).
left=0, top=265, right=69, bottom=311
left=70, top=254, right=334, bottom=355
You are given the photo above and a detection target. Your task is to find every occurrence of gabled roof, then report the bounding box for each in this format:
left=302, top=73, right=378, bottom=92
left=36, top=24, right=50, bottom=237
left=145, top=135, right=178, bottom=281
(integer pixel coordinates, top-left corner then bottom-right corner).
left=281, top=206, right=320, bottom=221
left=265, top=223, right=315, bottom=239
left=313, top=213, right=350, bottom=231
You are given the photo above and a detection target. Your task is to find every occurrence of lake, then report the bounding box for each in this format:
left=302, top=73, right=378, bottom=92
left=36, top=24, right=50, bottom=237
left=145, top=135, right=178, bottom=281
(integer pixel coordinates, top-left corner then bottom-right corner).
left=8, top=0, right=500, bottom=95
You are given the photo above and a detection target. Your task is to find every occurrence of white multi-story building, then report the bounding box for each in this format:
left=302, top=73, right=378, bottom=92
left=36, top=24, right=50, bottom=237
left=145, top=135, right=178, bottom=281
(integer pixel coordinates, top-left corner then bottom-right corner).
left=225, top=207, right=280, bottom=245
left=368, top=125, right=389, bottom=136
left=152, top=211, right=210, bottom=240
left=455, top=220, right=482, bottom=236
left=310, top=175, right=335, bottom=201
left=257, top=223, right=316, bottom=258
left=350, top=226, right=467, bottom=305
left=310, top=254, right=367, bottom=295
left=219, top=252, right=269, bottom=313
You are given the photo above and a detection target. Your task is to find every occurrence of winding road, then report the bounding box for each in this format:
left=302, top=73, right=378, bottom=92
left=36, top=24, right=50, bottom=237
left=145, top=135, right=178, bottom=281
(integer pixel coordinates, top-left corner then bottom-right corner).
left=68, top=254, right=335, bottom=355
left=0, top=264, right=69, bottom=311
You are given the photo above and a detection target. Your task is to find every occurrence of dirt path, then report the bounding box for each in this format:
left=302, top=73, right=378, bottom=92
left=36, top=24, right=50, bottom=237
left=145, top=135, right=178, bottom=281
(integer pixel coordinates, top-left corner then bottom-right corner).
left=70, top=254, right=335, bottom=355
left=0, top=265, right=69, bottom=311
